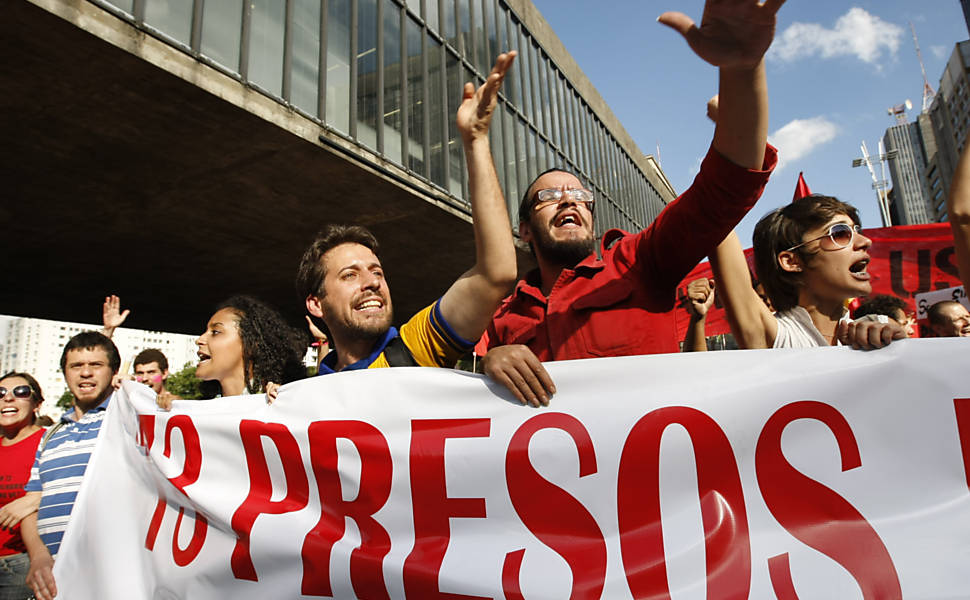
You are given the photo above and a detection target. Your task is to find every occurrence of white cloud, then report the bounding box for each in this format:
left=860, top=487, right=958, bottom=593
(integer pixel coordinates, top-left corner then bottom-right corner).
left=768, top=7, right=904, bottom=65
left=688, top=154, right=703, bottom=179
left=767, top=117, right=840, bottom=171
left=931, top=45, right=948, bottom=60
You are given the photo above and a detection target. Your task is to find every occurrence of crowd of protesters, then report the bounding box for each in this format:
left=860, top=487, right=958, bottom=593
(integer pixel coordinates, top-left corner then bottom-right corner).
left=3, top=0, right=970, bottom=597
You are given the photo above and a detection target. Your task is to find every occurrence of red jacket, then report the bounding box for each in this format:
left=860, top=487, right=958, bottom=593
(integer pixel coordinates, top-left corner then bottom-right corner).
left=483, top=144, right=777, bottom=361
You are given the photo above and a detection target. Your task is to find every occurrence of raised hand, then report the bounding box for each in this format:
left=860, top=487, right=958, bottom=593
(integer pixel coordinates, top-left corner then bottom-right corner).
left=456, top=51, right=516, bottom=144
left=686, top=278, right=716, bottom=318
left=102, top=294, right=130, bottom=338
left=658, top=0, right=784, bottom=70
left=305, top=315, right=328, bottom=344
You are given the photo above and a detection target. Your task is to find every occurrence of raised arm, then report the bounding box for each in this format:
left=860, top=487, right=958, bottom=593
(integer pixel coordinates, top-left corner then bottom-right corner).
left=948, top=145, right=970, bottom=290
left=439, top=52, right=519, bottom=341
left=682, top=278, right=715, bottom=352
left=101, top=294, right=130, bottom=339
left=709, top=231, right=777, bottom=348
left=659, top=0, right=782, bottom=170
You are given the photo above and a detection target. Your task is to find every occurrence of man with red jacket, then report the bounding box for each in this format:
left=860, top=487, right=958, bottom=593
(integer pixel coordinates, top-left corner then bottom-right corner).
left=481, top=0, right=783, bottom=406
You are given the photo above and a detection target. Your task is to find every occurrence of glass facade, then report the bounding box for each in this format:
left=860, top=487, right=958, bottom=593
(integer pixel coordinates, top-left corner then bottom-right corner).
left=91, top=0, right=667, bottom=234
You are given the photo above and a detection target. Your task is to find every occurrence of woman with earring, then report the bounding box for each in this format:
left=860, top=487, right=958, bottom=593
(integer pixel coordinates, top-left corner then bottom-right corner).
left=0, top=372, right=46, bottom=600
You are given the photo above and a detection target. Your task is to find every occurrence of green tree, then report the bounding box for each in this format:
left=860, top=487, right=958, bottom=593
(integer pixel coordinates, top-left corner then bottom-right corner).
left=57, top=389, right=74, bottom=410
left=166, top=363, right=204, bottom=400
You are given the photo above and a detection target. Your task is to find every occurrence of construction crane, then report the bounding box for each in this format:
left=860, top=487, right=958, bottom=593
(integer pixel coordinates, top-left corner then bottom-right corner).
left=852, top=140, right=898, bottom=227
left=911, top=21, right=937, bottom=113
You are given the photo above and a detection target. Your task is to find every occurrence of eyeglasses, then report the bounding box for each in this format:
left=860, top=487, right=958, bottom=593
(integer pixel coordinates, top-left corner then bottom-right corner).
left=0, top=385, right=32, bottom=399
left=531, top=188, right=595, bottom=212
left=785, top=223, right=862, bottom=252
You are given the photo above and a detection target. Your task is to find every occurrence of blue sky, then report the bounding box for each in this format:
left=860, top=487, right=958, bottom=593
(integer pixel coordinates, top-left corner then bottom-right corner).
left=529, top=0, right=968, bottom=246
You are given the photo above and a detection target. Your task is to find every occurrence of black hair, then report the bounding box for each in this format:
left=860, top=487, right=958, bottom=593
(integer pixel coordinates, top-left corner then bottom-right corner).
left=207, top=296, right=309, bottom=396
left=60, top=331, right=121, bottom=374
left=853, top=294, right=908, bottom=320
left=133, top=348, right=169, bottom=371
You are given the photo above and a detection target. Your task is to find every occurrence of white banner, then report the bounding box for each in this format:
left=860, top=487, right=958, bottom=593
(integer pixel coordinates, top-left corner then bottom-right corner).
left=55, top=340, right=970, bottom=599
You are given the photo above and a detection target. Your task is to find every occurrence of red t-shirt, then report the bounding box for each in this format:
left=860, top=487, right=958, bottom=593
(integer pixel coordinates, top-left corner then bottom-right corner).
left=0, top=428, right=44, bottom=555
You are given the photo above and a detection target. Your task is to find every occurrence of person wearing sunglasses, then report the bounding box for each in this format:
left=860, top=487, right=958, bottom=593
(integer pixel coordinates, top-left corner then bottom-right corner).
left=710, top=194, right=906, bottom=349
left=478, top=0, right=783, bottom=407
left=0, top=373, right=46, bottom=600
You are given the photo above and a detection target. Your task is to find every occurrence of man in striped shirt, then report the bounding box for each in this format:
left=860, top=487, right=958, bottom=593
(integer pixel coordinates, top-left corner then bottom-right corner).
left=21, top=331, right=119, bottom=600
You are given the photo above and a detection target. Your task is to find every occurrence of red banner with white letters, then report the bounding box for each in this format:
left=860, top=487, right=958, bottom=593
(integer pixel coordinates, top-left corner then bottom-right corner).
left=55, top=341, right=970, bottom=599
left=674, top=223, right=959, bottom=341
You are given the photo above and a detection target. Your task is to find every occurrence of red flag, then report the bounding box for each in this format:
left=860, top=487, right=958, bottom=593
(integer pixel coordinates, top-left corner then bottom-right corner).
left=793, top=172, right=812, bottom=202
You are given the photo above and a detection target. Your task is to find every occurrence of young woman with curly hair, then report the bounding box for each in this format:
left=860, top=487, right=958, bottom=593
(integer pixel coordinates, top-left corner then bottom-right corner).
left=195, top=296, right=308, bottom=397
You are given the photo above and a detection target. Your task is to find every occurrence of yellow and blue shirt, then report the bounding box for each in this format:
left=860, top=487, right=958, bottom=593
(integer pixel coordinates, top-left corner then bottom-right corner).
left=317, top=298, right=474, bottom=374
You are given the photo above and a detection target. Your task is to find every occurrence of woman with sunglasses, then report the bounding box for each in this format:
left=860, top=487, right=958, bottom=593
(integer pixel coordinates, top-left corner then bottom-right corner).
left=710, top=194, right=906, bottom=349
left=0, top=372, right=46, bottom=600
left=195, top=296, right=308, bottom=399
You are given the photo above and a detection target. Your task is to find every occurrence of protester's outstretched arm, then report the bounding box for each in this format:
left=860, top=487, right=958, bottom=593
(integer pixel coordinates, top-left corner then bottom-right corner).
left=22, top=512, right=57, bottom=600
left=948, top=145, right=970, bottom=290
left=439, top=52, right=519, bottom=341
left=682, top=278, right=715, bottom=352
left=709, top=231, right=776, bottom=348
left=101, top=294, right=130, bottom=339
left=659, top=0, right=782, bottom=170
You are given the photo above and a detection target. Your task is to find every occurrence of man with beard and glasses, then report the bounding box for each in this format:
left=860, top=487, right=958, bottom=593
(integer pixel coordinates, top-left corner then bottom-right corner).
left=294, top=53, right=518, bottom=374
left=479, top=0, right=783, bottom=407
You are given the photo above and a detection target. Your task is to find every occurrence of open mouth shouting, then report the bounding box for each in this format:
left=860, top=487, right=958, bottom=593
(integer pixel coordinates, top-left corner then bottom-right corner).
left=75, top=381, right=100, bottom=394
left=197, top=351, right=212, bottom=365
left=849, top=257, right=871, bottom=281
left=552, top=209, right=584, bottom=230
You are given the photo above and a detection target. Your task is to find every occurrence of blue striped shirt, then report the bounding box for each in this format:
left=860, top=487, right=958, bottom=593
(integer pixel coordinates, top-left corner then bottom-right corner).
left=25, top=396, right=110, bottom=558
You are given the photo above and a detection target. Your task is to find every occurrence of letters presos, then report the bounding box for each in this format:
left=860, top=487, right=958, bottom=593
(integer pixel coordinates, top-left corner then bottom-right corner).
left=129, top=396, right=962, bottom=599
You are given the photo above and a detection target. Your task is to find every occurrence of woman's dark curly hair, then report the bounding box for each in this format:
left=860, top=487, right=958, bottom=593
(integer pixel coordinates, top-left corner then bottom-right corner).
left=203, top=296, right=309, bottom=397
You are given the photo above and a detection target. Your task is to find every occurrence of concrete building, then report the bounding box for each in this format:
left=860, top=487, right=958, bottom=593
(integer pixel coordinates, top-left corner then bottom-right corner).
left=921, top=41, right=970, bottom=221
left=3, top=0, right=675, bottom=334
left=0, top=316, right=198, bottom=418
left=882, top=122, right=932, bottom=225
